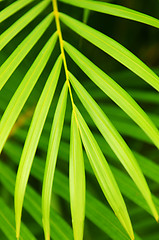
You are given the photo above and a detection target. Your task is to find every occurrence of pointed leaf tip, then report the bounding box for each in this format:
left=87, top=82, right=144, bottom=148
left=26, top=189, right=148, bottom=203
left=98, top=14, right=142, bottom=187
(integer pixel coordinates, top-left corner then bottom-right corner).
left=74, top=106, right=134, bottom=239
left=131, top=234, right=135, bottom=240
left=42, top=82, right=68, bottom=240
left=16, top=233, right=19, bottom=240
left=155, top=213, right=159, bottom=222
left=15, top=217, right=20, bottom=240
left=70, top=112, right=85, bottom=240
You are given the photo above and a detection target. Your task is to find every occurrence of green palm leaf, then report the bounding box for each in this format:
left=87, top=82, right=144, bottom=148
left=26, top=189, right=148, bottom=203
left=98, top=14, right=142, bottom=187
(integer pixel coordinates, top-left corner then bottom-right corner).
left=59, top=13, right=159, bottom=91
left=64, top=42, right=159, bottom=149
left=0, top=13, right=54, bottom=89
left=0, top=0, right=159, bottom=239
left=42, top=82, right=68, bottom=240
left=0, top=0, right=34, bottom=23
left=0, top=198, right=36, bottom=240
left=69, top=73, right=158, bottom=220
left=69, top=112, right=85, bottom=240
left=0, top=0, right=50, bottom=50
left=0, top=32, right=57, bottom=154
left=15, top=56, right=62, bottom=239
left=74, top=105, right=134, bottom=239
left=59, top=0, right=159, bottom=29
left=0, top=160, right=73, bottom=240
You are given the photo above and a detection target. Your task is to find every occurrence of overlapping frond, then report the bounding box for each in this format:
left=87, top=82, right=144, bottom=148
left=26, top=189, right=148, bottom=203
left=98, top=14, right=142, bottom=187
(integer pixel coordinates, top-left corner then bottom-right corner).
left=0, top=0, right=159, bottom=240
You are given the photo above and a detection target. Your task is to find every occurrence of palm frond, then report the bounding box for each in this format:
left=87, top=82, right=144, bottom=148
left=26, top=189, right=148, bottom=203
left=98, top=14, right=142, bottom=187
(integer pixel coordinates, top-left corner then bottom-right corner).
left=59, top=12, right=159, bottom=91
left=42, top=82, right=68, bottom=240
left=69, top=112, right=85, bottom=240
left=59, top=0, right=159, bottom=29
left=0, top=0, right=159, bottom=239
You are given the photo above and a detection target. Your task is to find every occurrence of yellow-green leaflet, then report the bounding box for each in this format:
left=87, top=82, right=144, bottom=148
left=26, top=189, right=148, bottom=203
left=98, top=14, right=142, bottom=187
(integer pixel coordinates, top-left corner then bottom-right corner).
left=60, top=13, right=159, bottom=92
left=14, top=55, right=62, bottom=239
left=69, top=72, right=158, bottom=221
left=0, top=0, right=33, bottom=23
left=0, top=32, right=58, bottom=155
left=59, top=0, right=159, bottom=29
left=42, top=82, right=68, bottom=240
left=74, top=106, right=134, bottom=240
left=64, top=42, right=159, bottom=150
left=0, top=150, right=73, bottom=240
left=69, top=112, right=85, bottom=240
left=0, top=13, right=54, bottom=91
left=0, top=198, right=36, bottom=240
left=0, top=0, right=50, bottom=50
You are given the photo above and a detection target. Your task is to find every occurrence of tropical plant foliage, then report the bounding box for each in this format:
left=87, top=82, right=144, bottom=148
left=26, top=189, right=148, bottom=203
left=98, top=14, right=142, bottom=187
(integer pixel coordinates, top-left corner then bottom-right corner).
left=0, top=0, right=159, bottom=239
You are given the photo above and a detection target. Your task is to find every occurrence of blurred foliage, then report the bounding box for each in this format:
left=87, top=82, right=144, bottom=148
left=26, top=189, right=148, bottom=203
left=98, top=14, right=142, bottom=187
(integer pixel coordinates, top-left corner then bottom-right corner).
left=0, top=0, right=159, bottom=239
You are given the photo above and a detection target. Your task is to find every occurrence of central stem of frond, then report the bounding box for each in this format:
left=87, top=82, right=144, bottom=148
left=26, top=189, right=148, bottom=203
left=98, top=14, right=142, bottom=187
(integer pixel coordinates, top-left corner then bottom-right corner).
left=52, top=0, right=74, bottom=107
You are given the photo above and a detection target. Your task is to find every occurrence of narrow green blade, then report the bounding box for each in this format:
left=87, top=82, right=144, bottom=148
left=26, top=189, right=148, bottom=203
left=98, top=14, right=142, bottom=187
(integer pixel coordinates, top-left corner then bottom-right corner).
left=59, top=13, right=159, bottom=91
left=42, top=82, right=68, bottom=240
left=0, top=0, right=50, bottom=50
left=0, top=32, right=58, bottom=155
left=69, top=112, right=85, bottom=240
left=64, top=42, right=159, bottom=149
left=90, top=87, right=159, bottom=104
left=0, top=160, right=73, bottom=240
left=59, top=0, right=159, bottom=29
left=0, top=13, right=54, bottom=89
left=69, top=72, right=158, bottom=222
left=0, top=0, right=33, bottom=23
left=4, top=140, right=142, bottom=240
left=0, top=198, right=36, bottom=240
left=14, top=55, right=62, bottom=239
left=74, top=105, right=134, bottom=240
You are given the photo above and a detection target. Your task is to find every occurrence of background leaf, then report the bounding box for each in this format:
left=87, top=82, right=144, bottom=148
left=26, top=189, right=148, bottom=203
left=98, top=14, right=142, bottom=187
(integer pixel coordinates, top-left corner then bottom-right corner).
left=0, top=0, right=159, bottom=239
